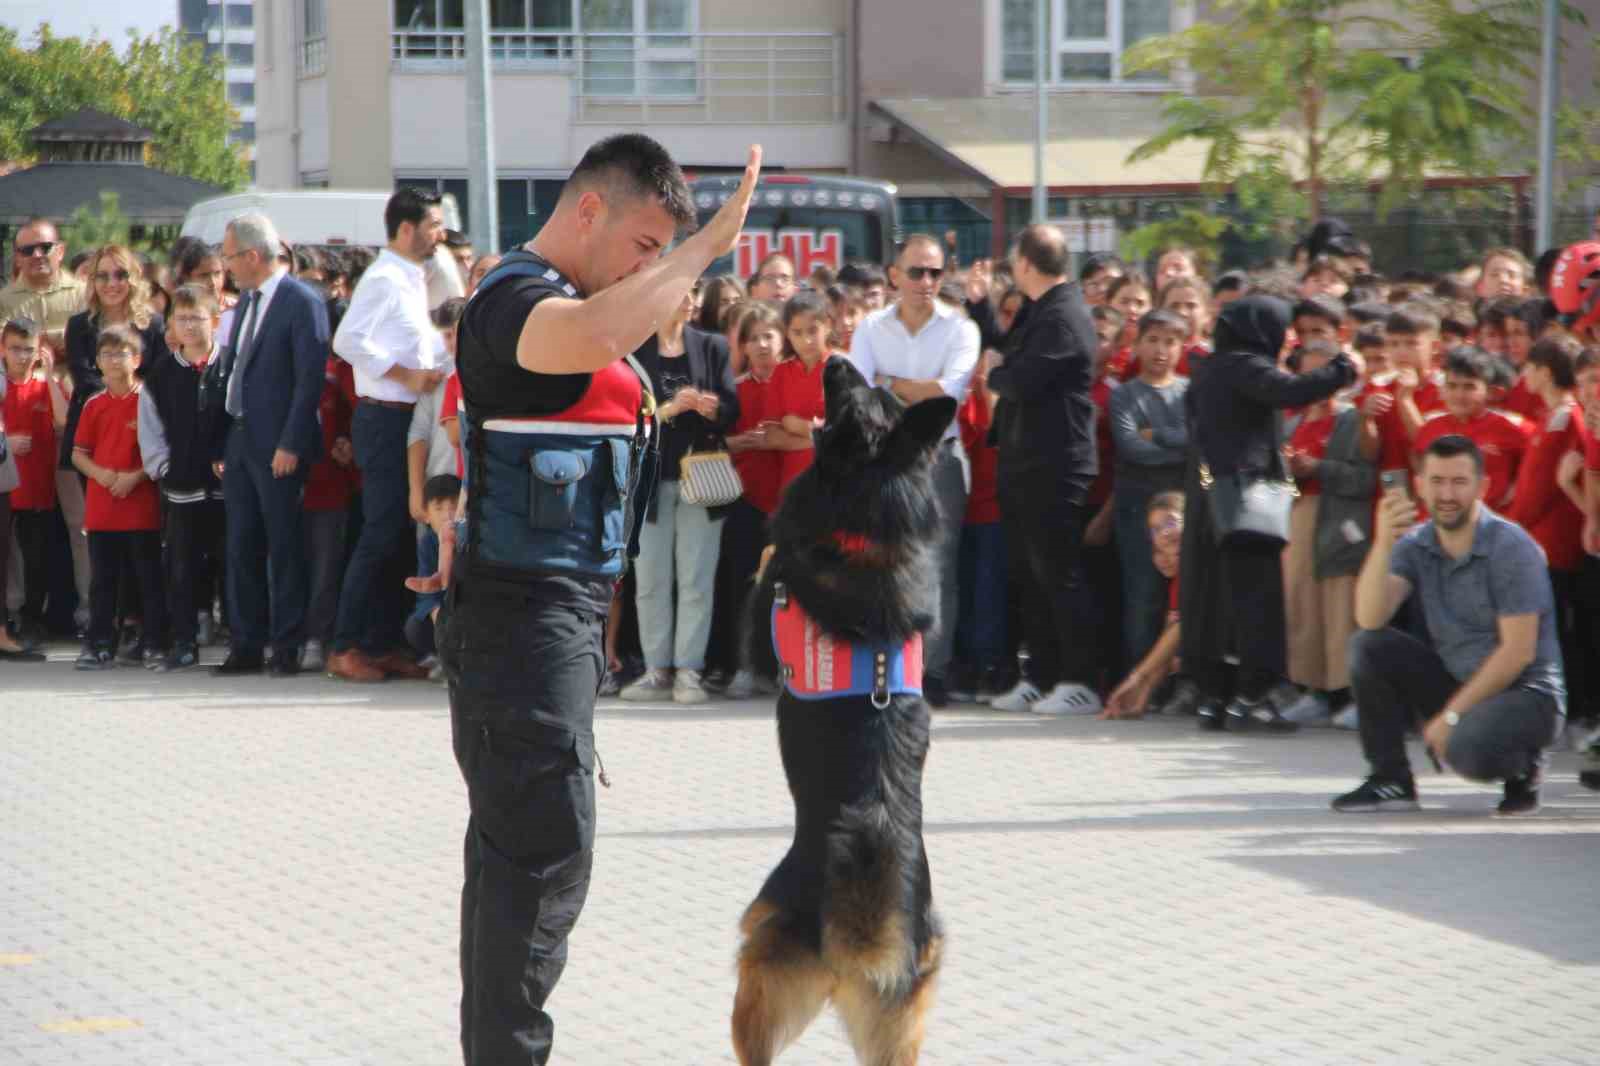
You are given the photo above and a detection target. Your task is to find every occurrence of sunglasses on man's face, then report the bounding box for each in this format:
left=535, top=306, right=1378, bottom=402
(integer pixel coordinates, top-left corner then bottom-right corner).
left=95, top=270, right=131, bottom=283
left=17, top=242, right=57, bottom=258
left=905, top=266, right=944, bottom=282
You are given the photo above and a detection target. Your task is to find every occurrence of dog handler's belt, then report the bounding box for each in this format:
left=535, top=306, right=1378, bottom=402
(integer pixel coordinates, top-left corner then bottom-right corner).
left=770, top=582, right=923, bottom=708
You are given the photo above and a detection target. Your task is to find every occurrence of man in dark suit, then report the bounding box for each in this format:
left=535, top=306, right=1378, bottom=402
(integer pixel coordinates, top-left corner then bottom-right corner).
left=210, top=212, right=329, bottom=676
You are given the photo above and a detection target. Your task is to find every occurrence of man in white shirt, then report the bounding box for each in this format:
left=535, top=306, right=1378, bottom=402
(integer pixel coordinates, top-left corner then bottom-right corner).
left=847, top=234, right=980, bottom=705
left=327, top=187, right=450, bottom=682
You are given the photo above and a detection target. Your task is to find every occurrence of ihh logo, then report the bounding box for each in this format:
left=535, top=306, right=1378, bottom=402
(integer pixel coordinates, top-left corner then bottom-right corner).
left=735, top=229, right=844, bottom=279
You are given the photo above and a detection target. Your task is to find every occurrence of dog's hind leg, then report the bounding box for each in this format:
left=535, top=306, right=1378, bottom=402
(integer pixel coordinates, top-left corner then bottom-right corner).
left=832, top=935, right=943, bottom=1066
left=731, top=900, right=836, bottom=1066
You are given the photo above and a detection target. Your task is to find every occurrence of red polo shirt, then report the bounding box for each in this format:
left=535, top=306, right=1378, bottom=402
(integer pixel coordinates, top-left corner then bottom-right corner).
left=2, top=376, right=57, bottom=510
left=771, top=355, right=829, bottom=494
left=75, top=387, right=160, bottom=531
left=1507, top=399, right=1591, bottom=571
left=1412, top=408, right=1534, bottom=512
left=731, top=372, right=781, bottom=514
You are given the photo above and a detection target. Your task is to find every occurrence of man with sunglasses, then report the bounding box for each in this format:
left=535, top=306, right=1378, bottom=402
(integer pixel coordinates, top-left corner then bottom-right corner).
left=845, top=233, right=980, bottom=707
left=0, top=218, right=86, bottom=355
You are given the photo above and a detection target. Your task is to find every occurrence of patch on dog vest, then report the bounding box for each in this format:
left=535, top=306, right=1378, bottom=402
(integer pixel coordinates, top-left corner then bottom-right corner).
left=770, top=583, right=923, bottom=707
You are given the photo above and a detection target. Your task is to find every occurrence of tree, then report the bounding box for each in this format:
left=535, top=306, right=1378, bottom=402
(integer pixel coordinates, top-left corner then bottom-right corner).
left=1122, top=0, right=1586, bottom=225
left=0, top=23, right=247, bottom=190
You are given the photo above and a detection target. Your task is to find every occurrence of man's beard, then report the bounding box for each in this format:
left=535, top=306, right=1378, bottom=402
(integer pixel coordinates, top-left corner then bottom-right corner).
left=1431, top=503, right=1469, bottom=531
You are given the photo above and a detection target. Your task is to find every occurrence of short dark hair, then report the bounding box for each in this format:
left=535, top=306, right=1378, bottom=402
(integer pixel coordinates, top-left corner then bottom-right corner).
left=2, top=315, right=39, bottom=344
left=1440, top=301, right=1477, bottom=339
left=386, top=186, right=443, bottom=241
left=1213, top=270, right=1250, bottom=295
left=423, top=473, right=462, bottom=506
left=781, top=289, right=829, bottom=332
left=1079, top=252, right=1126, bottom=283
left=1016, top=224, right=1069, bottom=277
left=1353, top=324, right=1386, bottom=351
left=431, top=296, right=467, bottom=330
left=837, top=261, right=887, bottom=289
left=96, top=322, right=144, bottom=355
left=1348, top=300, right=1391, bottom=326
left=1480, top=295, right=1520, bottom=328
left=1422, top=433, right=1485, bottom=476
left=1527, top=333, right=1582, bottom=390
left=1386, top=306, right=1441, bottom=337
left=442, top=229, right=472, bottom=250
left=564, top=133, right=694, bottom=227
left=293, top=245, right=324, bottom=275
left=1302, top=255, right=1351, bottom=284
left=1136, top=308, right=1189, bottom=339
left=1443, top=344, right=1495, bottom=383
left=171, top=282, right=218, bottom=315
left=1433, top=275, right=1472, bottom=302
left=1104, top=271, right=1152, bottom=306
left=1292, top=295, right=1347, bottom=328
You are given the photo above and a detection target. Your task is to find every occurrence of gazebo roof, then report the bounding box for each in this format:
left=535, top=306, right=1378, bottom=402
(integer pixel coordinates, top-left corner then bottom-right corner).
left=0, top=162, right=223, bottom=226
left=29, top=108, right=154, bottom=144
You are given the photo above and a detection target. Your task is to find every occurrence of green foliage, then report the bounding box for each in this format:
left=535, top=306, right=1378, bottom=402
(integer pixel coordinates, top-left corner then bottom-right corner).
left=0, top=23, right=247, bottom=190
left=1123, top=0, right=1582, bottom=227
left=1121, top=208, right=1229, bottom=270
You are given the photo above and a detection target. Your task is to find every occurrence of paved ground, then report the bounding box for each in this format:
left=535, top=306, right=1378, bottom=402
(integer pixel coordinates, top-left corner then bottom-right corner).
left=4, top=646, right=1600, bottom=1066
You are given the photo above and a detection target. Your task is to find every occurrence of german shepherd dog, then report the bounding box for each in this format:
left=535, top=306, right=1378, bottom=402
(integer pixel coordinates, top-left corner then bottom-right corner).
left=732, top=358, right=956, bottom=1066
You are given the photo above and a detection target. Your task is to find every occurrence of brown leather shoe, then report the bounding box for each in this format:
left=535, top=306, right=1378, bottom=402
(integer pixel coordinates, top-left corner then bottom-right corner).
left=326, top=649, right=386, bottom=683
left=372, top=649, right=429, bottom=680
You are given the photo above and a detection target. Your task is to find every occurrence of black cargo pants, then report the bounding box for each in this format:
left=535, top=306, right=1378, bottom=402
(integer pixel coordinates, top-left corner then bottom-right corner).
left=437, top=574, right=603, bottom=1066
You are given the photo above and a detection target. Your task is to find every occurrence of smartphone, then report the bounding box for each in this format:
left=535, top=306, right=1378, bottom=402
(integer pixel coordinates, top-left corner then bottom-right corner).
left=1380, top=469, right=1410, bottom=498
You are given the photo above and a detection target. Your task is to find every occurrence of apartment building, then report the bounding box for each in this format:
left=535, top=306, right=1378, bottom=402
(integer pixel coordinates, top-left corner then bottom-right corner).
left=180, top=0, right=259, bottom=177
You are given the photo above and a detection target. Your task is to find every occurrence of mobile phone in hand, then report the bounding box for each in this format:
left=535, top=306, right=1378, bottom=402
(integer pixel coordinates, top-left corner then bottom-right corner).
left=1380, top=469, right=1409, bottom=498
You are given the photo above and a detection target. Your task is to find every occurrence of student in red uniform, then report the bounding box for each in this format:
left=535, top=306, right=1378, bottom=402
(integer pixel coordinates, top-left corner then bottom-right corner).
left=2, top=316, right=56, bottom=645
left=1385, top=304, right=1445, bottom=428
left=1101, top=492, right=1187, bottom=718
left=1156, top=275, right=1212, bottom=375
left=949, top=348, right=1008, bottom=702
left=768, top=289, right=833, bottom=493
left=1082, top=301, right=1124, bottom=685
left=1291, top=295, right=1347, bottom=353
left=1412, top=345, right=1533, bottom=511
left=1499, top=297, right=1548, bottom=422
left=1508, top=334, right=1592, bottom=723
left=300, top=351, right=356, bottom=673
left=1105, top=272, right=1153, bottom=379
left=71, top=324, right=167, bottom=669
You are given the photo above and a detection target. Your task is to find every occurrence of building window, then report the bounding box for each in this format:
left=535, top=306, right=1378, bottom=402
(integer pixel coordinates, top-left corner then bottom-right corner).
left=300, top=0, right=327, bottom=75
left=227, top=81, right=255, bottom=105
left=226, top=3, right=254, bottom=28
left=226, top=41, right=254, bottom=66
left=229, top=121, right=257, bottom=143
left=1001, top=0, right=1171, bottom=85
left=581, top=0, right=696, bottom=97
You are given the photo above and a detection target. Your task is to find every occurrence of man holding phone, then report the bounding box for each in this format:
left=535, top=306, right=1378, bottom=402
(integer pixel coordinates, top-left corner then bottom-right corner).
left=1333, top=434, right=1565, bottom=815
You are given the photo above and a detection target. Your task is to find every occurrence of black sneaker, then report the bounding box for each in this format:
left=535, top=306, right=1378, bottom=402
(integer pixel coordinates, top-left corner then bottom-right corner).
left=1496, top=770, right=1542, bottom=817
left=1226, top=695, right=1300, bottom=733
left=75, top=647, right=115, bottom=671
left=1197, top=699, right=1227, bottom=732
left=975, top=664, right=1012, bottom=704
left=1331, top=775, right=1420, bottom=812
left=701, top=669, right=731, bottom=694
left=116, top=641, right=147, bottom=667
left=923, top=674, right=950, bottom=709
left=155, top=644, right=201, bottom=672
left=1156, top=677, right=1202, bottom=717
left=142, top=647, right=169, bottom=670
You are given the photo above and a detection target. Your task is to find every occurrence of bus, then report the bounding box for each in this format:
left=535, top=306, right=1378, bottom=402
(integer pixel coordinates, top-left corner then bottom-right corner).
left=691, top=174, right=899, bottom=280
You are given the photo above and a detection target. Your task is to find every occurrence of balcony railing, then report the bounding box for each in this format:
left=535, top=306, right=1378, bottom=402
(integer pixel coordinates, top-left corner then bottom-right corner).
left=389, top=30, right=845, bottom=124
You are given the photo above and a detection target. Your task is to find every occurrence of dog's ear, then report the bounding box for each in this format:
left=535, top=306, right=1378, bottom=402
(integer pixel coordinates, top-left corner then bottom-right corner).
left=823, top=356, right=867, bottom=425
left=883, top=395, right=958, bottom=469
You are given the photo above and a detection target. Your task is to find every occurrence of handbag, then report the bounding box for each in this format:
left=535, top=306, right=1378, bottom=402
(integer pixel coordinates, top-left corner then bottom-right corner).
left=678, top=445, right=742, bottom=507
left=1201, top=461, right=1296, bottom=549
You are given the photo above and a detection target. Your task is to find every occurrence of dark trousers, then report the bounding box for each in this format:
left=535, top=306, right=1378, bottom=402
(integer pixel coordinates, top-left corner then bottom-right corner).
left=335, top=403, right=412, bottom=654
left=12, top=506, right=51, bottom=625
left=163, top=498, right=225, bottom=647
left=954, top=520, right=1007, bottom=671
left=1349, top=627, right=1562, bottom=783
left=303, top=508, right=348, bottom=644
left=437, top=578, right=602, bottom=1066
left=0, top=492, right=9, bottom=625
left=223, top=428, right=309, bottom=657
left=1551, top=567, right=1591, bottom=725
left=1001, top=482, right=1094, bottom=689
left=405, top=611, right=435, bottom=657
left=705, top=497, right=768, bottom=676
left=87, top=530, right=166, bottom=651
left=1576, top=556, right=1600, bottom=723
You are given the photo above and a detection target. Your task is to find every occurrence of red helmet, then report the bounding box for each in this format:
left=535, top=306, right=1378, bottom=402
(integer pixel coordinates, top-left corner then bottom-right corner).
left=1549, top=241, right=1600, bottom=333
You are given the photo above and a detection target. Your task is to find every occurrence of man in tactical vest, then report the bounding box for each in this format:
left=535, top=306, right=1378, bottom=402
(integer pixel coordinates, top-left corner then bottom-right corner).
left=439, top=133, right=761, bottom=1064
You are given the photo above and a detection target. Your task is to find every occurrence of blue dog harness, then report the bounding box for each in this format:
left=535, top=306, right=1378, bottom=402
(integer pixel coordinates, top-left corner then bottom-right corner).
left=770, top=582, right=923, bottom=709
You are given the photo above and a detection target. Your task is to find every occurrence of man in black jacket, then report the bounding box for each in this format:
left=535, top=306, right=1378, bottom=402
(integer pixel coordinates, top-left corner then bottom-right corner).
left=985, top=223, right=1105, bottom=715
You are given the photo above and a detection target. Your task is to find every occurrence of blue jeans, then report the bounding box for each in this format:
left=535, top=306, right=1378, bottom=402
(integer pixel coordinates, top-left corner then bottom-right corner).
left=1114, top=492, right=1167, bottom=668
left=334, top=403, right=413, bottom=654
left=955, top=521, right=1007, bottom=671
left=634, top=480, right=723, bottom=671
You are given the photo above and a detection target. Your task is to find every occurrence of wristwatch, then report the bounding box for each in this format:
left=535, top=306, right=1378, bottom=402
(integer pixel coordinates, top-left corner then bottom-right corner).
left=1443, top=710, right=1460, bottom=727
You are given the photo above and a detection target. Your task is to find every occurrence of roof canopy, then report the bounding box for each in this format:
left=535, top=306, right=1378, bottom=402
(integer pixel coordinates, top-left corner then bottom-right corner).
left=29, top=108, right=154, bottom=145
left=0, top=163, right=223, bottom=226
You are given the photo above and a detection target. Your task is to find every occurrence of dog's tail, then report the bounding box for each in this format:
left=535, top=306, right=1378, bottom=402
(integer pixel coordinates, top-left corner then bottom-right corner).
left=820, top=801, right=915, bottom=996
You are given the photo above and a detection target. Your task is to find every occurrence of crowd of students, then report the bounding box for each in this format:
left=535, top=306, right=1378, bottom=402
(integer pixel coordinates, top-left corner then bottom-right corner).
left=4, top=211, right=1600, bottom=775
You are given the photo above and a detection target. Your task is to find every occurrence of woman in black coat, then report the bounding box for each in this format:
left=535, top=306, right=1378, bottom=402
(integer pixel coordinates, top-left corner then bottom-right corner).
left=1179, top=295, right=1356, bottom=730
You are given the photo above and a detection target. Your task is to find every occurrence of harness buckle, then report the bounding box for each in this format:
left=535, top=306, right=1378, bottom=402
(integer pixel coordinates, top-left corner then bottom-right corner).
left=871, top=650, right=891, bottom=709
left=774, top=581, right=788, bottom=608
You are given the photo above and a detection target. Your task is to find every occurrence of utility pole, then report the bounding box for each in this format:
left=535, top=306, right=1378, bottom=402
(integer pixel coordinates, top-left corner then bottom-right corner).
left=1533, top=0, right=1558, bottom=252
left=1033, top=0, right=1048, bottom=224
left=465, top=0, right=499, bottom=253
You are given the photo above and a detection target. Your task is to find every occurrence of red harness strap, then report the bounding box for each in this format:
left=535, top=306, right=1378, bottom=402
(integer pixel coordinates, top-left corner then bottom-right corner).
left=769, top=583, right=923, bottom=708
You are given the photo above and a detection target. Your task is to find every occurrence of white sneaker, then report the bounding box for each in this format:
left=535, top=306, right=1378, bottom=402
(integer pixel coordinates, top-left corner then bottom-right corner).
left=725, top=669, right=760, bottom=699
left=990, top=679, right=1043, bottom=713
left=1282, top=690, right=1332, bottom=725
left=1331, top=702, right=1359, bottom=731
left=301, top=639, right=326, bottom=673
left=1029, top=682, right=1102, bottom=716
left=620, top=668, right=673, bottom=702
left=673, top=668, right=709, bottom=705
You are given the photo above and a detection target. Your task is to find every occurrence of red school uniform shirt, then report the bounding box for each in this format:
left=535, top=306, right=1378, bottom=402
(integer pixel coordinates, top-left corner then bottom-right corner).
left=1502, top=375, right=1548, bottom=425
left=1507, top=399, right=1591, bottom=572
left=439, top=371, right=464, bottom=480
left=732, top=372, right=782, bottom=515
left=1411, top=408, right=1534, bottom=512
left=1288, top=409, right=1338, bottom=496
left=1355, top=374, right=1411, bottom=474
left=1087, top=373, right=1118, bottom=509
left=2, top=376, right=57, bottom=511
left=958, top=390, right=1000, bottom=525
left=771, top=355, right=830, bottom=494
left=75, top=386, right=160, bottom=531
left=304, top=355, right=357, bottom=513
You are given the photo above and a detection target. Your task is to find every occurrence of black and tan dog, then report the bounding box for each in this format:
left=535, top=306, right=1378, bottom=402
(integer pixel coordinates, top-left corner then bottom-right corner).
left=732, top=358, right=956, bottom=1066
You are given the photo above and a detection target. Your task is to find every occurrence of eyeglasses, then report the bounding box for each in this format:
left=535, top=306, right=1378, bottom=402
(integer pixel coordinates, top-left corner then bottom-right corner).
left=98, top=348, right=137, bottom=360
left=905, top=266, right=944, bottom=282
left=94, top=270, right=131, bottom=283
left=173, top=314, right=212, bottom=326
left=17, top=242, right=56, bottom=258
left=757, top=273, right=794, bottom=286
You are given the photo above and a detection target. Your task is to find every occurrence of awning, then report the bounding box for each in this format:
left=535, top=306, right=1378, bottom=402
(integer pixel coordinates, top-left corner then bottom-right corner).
left=872, top=94, right=1223, bottom=193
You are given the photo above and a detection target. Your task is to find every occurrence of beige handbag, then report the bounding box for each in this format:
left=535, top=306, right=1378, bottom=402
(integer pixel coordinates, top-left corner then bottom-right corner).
left=678, top=447, right=742, bottom=507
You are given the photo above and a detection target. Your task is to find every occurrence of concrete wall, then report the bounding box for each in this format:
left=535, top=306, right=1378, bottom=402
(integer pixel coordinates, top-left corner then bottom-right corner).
left=297, top=78, right=330, bottom=177
left=700, top=0, right=847, bottom=33
left=325, top=0, right=393, bottom=187
left=390, top=73, right=573, bottom=172
left=251, top=0, right=298, bottom=188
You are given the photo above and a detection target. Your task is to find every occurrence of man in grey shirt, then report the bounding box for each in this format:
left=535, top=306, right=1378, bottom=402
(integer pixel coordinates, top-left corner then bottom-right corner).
left=1333, top=434, right=1565, bottom=816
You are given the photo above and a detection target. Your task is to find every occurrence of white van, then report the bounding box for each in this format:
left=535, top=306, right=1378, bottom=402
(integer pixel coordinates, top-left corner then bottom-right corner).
left=180, top=189, right=464, bottom=248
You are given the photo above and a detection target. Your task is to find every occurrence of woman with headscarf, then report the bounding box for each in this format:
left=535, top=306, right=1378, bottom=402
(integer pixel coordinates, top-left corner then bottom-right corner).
left=1180, top=294, right=1357, bottom=731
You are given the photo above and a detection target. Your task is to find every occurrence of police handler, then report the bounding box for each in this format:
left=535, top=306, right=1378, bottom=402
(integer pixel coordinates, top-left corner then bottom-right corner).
left=439, top=134, right=761, bottom=1064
